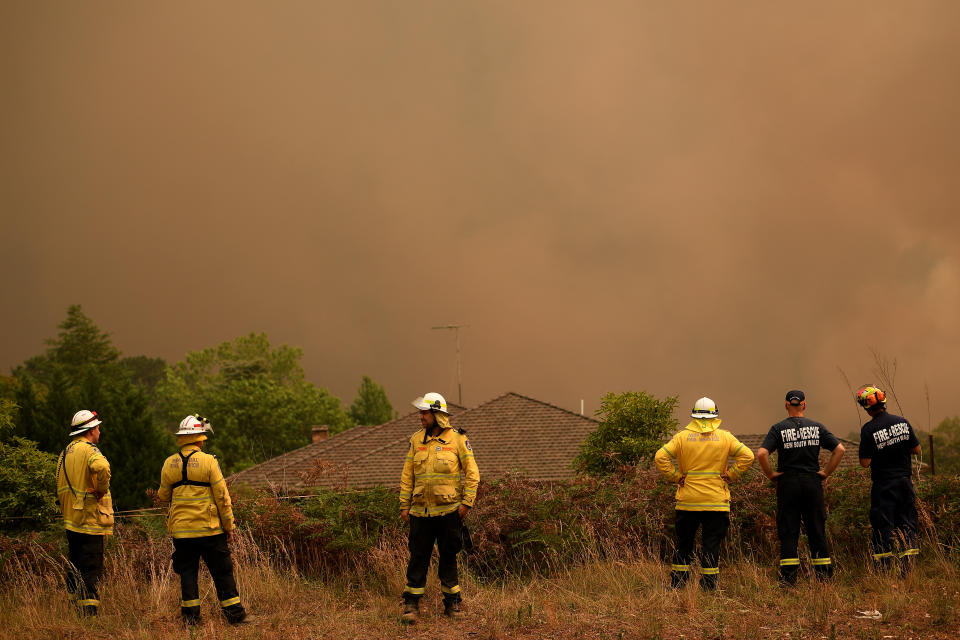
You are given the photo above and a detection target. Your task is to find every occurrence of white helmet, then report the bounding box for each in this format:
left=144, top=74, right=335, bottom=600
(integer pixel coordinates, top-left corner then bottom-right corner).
left=691, top=397, right=719, bottom=419
left=70, top=410, right=102, bottom=436
left=411, top=392, right=449, bottom=415
left=176, top=414, right=214, bottom=436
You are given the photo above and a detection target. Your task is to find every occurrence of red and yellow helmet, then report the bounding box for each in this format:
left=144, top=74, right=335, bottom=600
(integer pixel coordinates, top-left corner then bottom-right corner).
left=856, top=385, right=886, bottom=409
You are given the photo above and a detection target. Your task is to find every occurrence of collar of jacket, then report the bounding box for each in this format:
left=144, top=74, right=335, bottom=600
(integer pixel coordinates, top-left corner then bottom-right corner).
left=179, top=443, right=202, bottom=453
left=684, top=418, right=722, bottom=433
left=422, top=427, right=454, bottom=445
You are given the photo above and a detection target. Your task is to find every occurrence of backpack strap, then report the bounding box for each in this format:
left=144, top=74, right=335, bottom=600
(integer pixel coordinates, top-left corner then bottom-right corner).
left=170, top=450, right=212, bottom=489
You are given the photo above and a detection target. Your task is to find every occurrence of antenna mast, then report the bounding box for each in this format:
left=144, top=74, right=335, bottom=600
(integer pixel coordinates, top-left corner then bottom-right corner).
left=431, top=324, right=467, bottom=405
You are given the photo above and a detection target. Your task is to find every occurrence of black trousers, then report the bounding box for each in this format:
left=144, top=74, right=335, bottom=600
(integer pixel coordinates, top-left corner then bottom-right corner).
left=776, top=472, right=832, bottom=582
left=870, top=476, right=919, bottom=568
left=671, top=510, right=729, bottom=589
left=66, top=530, right=104, bottom=614
left=171, top=534, right=245, bottom=623
left=404, top=511, right=462, bottom=603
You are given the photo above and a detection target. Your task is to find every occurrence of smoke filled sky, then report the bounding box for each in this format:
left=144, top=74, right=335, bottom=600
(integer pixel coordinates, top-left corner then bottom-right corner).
left=2, top=2, right=959, bottom=435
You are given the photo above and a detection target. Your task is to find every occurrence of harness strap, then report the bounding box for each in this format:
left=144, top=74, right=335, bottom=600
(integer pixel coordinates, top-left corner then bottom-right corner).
left=171, top=450, right=212, bottom=489
left=58, top=441, right=89, bottom=499
left=58, top=447, right=75, bottom=498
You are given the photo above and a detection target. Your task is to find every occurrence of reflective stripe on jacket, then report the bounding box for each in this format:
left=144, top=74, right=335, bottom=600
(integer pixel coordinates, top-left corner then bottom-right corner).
left=157, top=444, right=234, bottom=538
left=655, top=418, right=754, bottom=512
left=56, top=438, right=114, bottom=535
left=399, top=426, right=480, bottom=517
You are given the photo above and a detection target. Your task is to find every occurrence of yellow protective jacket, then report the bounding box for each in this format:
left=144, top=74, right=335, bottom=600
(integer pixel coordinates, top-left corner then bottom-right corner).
left=56, top=438, right=114, bottom=535
left=655, top=418, right=754, bottom=512
left=157, top=444, right=234, bottom=538
left=399, top=425, right=480, bottom=517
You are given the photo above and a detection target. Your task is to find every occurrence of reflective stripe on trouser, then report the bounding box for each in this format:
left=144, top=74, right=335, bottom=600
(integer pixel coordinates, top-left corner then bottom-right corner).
left=672, top=510, right=729, bottom=589
left=777, top=473, right=832, bottom=582
left=172, top=533, right=245, bottom=623
left=65, top=530, right=104, bottom=609
left=669, top=563, right=690, bottom=588
left=404, top=511, right=462, bottom=602
left=870, top=476, right=918, bottom=561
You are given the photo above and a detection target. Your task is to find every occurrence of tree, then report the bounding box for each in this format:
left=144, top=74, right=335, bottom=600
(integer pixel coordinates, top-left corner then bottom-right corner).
left=932, top=417, right=960, bottom=475
left=19, top=304, right=120, bottom=381
left=0, top=400, right=59, bottom=528
left=9, top=306, right=172, bottom=509
left=119, top=355, right=167, bottom=395
left=574, top=391, right=679, bottom=476
left=156, top=333, right=354, bottom=474
left=0, top=399, right=15, bottom=433
left=349, top=376, right=395, bottom=426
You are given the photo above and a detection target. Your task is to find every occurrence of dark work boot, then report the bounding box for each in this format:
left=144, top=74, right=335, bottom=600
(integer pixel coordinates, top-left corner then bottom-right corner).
left=779, top=568, right=799, bottom=587
left=401, top=600, right=419, bottom=624
left=443, top=599, right=464, bottom=619
left=813, top=565, right=834, bottom=582
left=670, top=570, right=688, bottom=589
left=223, top=605, right=248, bottom=625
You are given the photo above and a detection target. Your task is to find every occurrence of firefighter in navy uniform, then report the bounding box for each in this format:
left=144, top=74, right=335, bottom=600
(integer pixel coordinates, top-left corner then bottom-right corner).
left=757, top=390, right=845, bottom=584
left=655, top=397, right=754, bottom=590
left=856, top=386, right=922, bottom=573
left=399, top=392, right=480, bottom=624
left=157, top=415, right=249, bottom=625
left=55, top=410, right=114, bottom=617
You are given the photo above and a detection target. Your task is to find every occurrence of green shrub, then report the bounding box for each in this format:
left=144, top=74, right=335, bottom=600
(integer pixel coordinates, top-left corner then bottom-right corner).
left=0, top=400, right=59, bottom=530
left=574, top=392, right=679, bottom=476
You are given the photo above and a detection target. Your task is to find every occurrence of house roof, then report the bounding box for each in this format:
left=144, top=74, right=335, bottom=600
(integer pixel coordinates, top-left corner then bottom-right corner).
left=229, top=392, right=599, bottom=492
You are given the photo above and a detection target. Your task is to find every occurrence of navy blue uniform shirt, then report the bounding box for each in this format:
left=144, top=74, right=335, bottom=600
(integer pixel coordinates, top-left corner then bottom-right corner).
left=858, top=411, right=920, bottom=481
left=761, top=417, right=840, bottom=474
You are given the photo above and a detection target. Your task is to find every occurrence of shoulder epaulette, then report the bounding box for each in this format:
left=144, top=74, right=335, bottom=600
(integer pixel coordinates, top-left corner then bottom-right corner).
left=456, top=427, right=467, bottom=435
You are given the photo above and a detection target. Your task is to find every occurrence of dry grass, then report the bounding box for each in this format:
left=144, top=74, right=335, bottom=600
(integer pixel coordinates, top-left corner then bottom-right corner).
left=1, top=531, right=959, bottom=640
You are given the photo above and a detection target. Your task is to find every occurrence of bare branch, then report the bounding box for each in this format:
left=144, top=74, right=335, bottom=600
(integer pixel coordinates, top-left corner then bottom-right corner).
left=870, top=348, right=904, bottom=416
left=836, top=365, right=863, bottom=425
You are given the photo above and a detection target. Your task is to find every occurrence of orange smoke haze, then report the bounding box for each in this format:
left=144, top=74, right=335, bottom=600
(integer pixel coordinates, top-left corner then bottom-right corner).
left=2, top=2, right=958, bottom=434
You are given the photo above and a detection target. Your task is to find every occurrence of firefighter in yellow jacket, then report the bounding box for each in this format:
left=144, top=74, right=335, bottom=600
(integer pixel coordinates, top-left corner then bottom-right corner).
left=399, top=392, right=480, bottom=623
left=157, top=415, right=248, bottom=625
left=655, top=397, right=754, bottom=590
left=56, top=410, right=114, bottom=617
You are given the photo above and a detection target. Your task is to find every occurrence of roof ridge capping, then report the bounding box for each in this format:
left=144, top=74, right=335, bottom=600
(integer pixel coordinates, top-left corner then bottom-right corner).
left=464, top=391, right=599, bottom=422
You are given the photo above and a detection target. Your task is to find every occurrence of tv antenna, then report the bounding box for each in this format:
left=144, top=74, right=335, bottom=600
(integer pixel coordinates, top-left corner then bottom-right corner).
left=431, top=324, right=467, bottom=404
